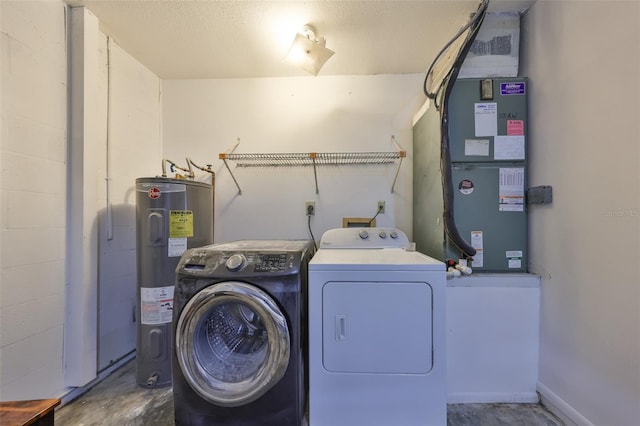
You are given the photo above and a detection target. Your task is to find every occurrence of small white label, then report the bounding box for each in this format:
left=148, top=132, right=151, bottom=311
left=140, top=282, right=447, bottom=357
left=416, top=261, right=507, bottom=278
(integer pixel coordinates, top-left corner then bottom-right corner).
left=474, top=103, right=498, bottom=136
left=494, top=135, right=525, bottom=160
left=168, top=237, right=188, bottom=257
left=470, top=231, right=484, bottom=268
left=506, top=250, right=523, bottom=258
left=465, top=139, right=490, bottom=156
left=141, top=286, right=174, bottom=325
left=508, top=258, right=522, bottom=269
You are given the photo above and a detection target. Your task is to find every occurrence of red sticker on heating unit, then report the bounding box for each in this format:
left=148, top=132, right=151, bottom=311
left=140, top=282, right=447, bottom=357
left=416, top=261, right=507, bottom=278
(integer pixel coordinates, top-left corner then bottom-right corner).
left=507, top=120, right=524, bottom=136
left=458, top=179, right=474, bottom=195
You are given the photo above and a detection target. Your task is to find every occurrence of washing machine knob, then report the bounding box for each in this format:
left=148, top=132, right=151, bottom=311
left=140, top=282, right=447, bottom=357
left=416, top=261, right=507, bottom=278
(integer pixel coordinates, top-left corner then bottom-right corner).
left=358, top=230, right=369, bottom=239
left=226, top=254, right=246, bottom=271
left=378, top=231, right=387, bottom=239
left=390, top=231, right=398, bottom=239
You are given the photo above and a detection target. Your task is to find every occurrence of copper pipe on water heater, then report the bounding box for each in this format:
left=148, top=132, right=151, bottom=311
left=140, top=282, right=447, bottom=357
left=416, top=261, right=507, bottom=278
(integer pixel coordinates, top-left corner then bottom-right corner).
left=161, top=158, right=194, bottom=179
left=187, top=158, right=215, bottom=242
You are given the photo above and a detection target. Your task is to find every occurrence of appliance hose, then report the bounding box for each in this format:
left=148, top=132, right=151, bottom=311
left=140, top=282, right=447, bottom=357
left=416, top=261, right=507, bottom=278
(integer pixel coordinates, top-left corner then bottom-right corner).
left=423, top=0, right=489, bottom=259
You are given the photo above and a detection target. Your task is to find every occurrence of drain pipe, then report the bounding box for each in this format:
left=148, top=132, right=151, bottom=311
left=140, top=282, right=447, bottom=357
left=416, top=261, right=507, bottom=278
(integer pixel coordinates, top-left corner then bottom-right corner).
left=161, top=158, right=168, bottom=177
left=146, top=373, right=159, bottom=387
left=186, top=158, right=215, bottom=242
left=105, top=36, right=114, bottom=240
left=161, top=158, right=193, bottom=179
left=186, top=158, right=214, bottom=177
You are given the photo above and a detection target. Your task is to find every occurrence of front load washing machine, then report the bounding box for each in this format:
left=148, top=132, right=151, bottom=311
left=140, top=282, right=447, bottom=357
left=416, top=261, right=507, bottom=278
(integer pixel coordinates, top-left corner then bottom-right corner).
left=308, top=228, right=447, bottom=426
left=172, top=240, right=314, bottom=426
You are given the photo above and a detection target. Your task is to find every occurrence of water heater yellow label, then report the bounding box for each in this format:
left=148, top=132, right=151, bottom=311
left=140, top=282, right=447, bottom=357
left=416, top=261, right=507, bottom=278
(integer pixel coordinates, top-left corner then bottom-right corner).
left=169, top=210, right=194, bottom=238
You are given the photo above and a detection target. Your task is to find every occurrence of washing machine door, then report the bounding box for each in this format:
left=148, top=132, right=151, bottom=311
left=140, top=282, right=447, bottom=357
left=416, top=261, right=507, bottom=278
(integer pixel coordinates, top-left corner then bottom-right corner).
left=175, top=281, right=290, bottom=407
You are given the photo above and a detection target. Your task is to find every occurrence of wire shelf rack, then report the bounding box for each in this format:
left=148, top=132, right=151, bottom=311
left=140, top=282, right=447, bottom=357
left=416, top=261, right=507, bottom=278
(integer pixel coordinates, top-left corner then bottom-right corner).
left=219, top=150, right=406, bottom=194
left=219, top=151, right=403, bottom=167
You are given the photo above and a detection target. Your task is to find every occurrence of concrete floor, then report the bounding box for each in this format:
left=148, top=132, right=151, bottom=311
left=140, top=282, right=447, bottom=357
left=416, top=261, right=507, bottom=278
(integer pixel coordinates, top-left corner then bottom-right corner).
left=55, top=359, right=564, bottom=426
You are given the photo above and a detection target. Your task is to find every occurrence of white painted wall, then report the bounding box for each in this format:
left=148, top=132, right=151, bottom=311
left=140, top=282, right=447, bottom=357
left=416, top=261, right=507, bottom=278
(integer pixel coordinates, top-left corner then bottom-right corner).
left=0, top=2, right=162, bottom=399
left=66, top=4, right=101, bottom=388
left=162, top=75, right=425, bottom=243
left=96, top=34, right=161, bottom=372
left=521, top=1, right=640, bottom=425
left=0, top=0, right=68, bottom=399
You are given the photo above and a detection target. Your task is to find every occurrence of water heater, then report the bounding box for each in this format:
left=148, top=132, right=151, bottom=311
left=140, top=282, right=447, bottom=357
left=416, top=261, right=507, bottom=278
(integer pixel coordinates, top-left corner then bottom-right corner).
left=135, top=177, right=213, bottom=388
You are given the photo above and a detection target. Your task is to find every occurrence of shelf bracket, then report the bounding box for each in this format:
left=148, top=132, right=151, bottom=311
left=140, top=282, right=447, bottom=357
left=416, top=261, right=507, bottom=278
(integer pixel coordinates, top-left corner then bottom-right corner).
left=220, top=139, right=242, bottom=195
left=390, top=136, right=406, bottom=193
left=220, top=155, right=242, bottom=195
left=310, top=152, right=319, bottom=194
left=391, top=151, right=406, bottom=193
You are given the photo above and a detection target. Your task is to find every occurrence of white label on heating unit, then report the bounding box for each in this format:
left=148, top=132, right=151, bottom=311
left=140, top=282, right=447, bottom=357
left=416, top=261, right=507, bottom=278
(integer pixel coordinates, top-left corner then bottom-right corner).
left=474, top=103, right=497, bottom=136
left=470, top=231, right=484, bottom=268
left=499, top=168, right=525, bottom=211
left=465, top=139, right=490, bottom=156
left=508, top=258, right=522, bottom=269
left=494, top=135, right=525, bottom=160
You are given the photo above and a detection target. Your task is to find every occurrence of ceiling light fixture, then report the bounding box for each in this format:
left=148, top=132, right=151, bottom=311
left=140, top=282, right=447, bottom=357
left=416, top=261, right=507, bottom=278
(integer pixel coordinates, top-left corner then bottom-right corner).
left=284, top=24, right=334, bottom=76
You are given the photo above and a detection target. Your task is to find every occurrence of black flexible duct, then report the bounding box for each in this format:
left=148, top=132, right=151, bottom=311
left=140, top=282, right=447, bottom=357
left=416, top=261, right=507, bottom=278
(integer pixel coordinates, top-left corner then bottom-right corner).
left=423, top=0, right=489, bottom=100
left=423, top=0, right=489, bottom=259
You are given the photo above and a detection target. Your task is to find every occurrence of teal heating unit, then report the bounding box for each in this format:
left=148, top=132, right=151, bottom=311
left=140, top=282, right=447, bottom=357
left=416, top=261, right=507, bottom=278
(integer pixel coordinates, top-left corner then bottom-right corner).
left=413, top=78, right=528, bottom=272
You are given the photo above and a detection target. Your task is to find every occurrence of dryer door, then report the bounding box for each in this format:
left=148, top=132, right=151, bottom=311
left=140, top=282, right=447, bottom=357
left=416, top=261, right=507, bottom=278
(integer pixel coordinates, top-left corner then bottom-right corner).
left=175, top=281, right=290, bottom=407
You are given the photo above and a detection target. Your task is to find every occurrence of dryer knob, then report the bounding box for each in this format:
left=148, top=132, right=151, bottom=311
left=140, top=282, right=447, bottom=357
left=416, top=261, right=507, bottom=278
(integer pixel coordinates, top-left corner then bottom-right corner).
left=378, top=231, right=387, bottom=239
left=358, top=230, right=369, bottom=239
left=226, top=254, right=246, bottom=271
left=390, top=231, right=398, bottom=239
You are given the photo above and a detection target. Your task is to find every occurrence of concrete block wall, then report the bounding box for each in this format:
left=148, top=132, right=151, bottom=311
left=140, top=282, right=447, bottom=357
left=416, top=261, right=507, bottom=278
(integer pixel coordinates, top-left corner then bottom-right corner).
left=96, top=34, right=162, bottom=371
left=1, top=1, right=162, bottom=400
left=0, top=0, right=68, bottom=400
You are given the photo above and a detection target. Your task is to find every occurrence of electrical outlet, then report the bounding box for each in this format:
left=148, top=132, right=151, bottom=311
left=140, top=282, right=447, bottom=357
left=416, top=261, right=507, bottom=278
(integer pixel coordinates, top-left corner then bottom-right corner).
left=377, top=201, right=385, bottom=214
left=305, top=201, right=315, bottom=216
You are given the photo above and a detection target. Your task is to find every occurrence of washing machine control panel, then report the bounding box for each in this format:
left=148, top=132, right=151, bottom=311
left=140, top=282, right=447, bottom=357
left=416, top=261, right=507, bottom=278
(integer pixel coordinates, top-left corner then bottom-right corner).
left=254, top=253, right=288, bottom=272
left=225, top=254, right=246, bottom=271
left=222, top=252, right=292, bottom=273
left=222, top=252, right=291, bottom=273
left=179, top=250, right=299, bottom=275
left=177, top=240, right=314, bottom=276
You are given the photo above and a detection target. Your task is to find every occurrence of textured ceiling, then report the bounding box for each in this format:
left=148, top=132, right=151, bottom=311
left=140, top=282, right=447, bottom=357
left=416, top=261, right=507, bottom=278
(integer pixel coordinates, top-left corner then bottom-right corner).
left=66, top=0, right=535, bottom=79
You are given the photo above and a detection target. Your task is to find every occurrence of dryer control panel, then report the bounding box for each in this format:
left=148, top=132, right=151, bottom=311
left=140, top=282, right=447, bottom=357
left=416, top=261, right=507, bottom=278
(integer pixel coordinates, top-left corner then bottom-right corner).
left=319, top=227, right=410, bottom=249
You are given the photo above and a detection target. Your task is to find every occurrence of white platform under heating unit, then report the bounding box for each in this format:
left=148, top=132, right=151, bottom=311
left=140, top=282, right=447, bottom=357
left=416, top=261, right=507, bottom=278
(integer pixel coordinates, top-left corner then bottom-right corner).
left=308, top=227, right=447, bottom=426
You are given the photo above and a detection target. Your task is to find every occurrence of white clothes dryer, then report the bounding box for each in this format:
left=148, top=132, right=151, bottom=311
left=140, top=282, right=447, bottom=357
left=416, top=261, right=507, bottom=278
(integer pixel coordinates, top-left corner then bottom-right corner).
left=308, top=227, right=446, bottom=426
